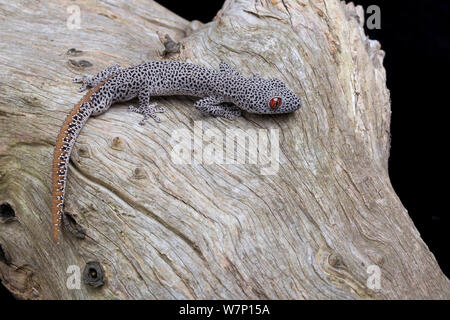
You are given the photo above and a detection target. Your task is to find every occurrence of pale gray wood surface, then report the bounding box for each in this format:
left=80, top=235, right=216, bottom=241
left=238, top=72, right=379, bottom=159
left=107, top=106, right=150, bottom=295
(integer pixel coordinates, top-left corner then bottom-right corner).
left=0, top=0, right=448, bottom=299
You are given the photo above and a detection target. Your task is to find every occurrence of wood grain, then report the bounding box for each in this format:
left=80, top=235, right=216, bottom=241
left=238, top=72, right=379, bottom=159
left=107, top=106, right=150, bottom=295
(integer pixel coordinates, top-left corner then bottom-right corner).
left=0, top=0, right=448, bottom=299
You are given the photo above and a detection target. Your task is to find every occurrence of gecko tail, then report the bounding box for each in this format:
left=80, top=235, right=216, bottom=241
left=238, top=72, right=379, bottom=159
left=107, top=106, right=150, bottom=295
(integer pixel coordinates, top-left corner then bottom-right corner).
left=51, top=76, right=115, bottom=244
left=51, top=100, right=93, bottom=244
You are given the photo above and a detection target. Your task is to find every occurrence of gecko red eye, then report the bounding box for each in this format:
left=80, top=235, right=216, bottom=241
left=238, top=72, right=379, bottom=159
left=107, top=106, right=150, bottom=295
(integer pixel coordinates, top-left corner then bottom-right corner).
left=269, top=97, right=282, bottom=110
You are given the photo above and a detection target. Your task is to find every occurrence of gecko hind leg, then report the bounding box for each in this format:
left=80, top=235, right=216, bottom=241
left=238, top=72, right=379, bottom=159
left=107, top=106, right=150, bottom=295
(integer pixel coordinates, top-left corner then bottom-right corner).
left=129, top=103, right=165, bottom=124
left=73, top=64, right=122, bottom=92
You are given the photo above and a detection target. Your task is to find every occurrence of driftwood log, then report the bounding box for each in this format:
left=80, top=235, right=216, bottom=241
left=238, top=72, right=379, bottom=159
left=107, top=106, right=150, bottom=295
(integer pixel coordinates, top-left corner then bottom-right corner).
left=0, top=0, right=448, bottom=299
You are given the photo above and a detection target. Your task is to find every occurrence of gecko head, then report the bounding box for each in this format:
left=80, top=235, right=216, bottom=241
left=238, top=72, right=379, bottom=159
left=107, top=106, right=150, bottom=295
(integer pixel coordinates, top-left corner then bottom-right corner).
left=240, top=77, right=301, bottom=115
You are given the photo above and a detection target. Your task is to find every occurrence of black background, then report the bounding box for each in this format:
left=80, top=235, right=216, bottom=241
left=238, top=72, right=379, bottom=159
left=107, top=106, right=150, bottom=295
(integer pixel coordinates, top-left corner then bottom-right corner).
left=1, top=0, right=448, bottom=299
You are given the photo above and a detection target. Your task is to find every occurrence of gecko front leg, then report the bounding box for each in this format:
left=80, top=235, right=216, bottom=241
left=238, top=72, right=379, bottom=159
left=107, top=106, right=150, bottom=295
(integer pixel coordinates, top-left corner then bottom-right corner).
left=73, top=64, right=122, bottom=92
left=194, top=96, right=241, bottom=120
left=128, top=86, right=165, bottom=124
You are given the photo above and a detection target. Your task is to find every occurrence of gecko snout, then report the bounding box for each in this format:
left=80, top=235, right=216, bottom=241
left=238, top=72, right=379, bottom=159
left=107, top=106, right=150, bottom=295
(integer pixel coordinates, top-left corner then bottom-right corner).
left=289, top=96, right=302, bottom=112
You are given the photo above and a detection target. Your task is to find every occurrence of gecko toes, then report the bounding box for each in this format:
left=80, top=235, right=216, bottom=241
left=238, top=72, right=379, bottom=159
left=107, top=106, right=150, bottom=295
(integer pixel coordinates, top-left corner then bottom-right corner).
left=128, top=105, right=138, bottom=112
left=130, top=103, right=164, bottom=124
left=138, top=115, right=161, bottom=125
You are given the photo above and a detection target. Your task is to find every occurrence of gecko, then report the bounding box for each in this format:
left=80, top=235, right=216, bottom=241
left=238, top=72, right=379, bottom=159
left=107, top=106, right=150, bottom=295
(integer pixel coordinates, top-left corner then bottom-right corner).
left=51, top=60, right=302, bottom=244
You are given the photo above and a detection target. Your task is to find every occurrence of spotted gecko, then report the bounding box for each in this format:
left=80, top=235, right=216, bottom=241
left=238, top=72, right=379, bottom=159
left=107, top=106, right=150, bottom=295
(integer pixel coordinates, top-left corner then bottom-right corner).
left=51, top=60, right=301, bottom=244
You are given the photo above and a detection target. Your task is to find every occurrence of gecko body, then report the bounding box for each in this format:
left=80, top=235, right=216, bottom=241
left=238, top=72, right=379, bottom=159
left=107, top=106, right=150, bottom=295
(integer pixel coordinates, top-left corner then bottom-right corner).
left=52, top=60, right=301, bottom=244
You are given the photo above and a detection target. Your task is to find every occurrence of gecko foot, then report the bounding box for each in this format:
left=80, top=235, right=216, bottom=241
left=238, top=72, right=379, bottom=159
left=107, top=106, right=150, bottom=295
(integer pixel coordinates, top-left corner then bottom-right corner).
left=223, top=109, right=241, bottom=120
left=73, top=76, right=91, bottom=92
left=223, top=104, right=242, bottom=120
left=207, top=104, right=241, bottom=120
left=72, top=76, right=83, bottom=83
left=128, top=103, right=165, bottom=124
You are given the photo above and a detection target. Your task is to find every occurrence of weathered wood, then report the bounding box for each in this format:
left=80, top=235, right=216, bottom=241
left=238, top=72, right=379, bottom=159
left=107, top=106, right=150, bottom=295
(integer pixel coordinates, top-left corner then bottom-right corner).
left=0, top=0, right=448, bottom=299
